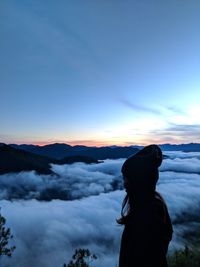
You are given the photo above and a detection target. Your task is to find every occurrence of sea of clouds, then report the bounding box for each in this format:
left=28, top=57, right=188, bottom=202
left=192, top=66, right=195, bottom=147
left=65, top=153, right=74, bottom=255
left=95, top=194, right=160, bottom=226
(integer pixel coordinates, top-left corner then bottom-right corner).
left=0, top=159, right=123, bottom=201
left=1, top=151, right=200, bottom=267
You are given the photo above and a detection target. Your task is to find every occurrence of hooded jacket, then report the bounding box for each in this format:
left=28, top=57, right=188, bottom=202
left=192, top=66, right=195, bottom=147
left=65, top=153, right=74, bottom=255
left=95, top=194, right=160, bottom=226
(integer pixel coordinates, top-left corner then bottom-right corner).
left=119, top=145, right=173, bottom=267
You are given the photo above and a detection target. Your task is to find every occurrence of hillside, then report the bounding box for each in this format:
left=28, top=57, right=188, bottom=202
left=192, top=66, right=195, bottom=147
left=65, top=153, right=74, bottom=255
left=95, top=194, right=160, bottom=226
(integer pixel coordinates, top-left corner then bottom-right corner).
left=10, top=143, right=139, bottom=159
left=10, top=143, right=73, bottom=159
left=0, top=144, right=53, bottom=174
left=0, top=145, right=99, bottom=174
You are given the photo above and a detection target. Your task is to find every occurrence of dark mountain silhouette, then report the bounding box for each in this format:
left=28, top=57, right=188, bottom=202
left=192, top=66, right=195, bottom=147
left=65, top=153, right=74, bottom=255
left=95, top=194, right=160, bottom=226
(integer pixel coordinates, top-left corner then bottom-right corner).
left=8, top=142, right=200, bottom=161
left=10, top=143, right=139, bottom=160
left=4, top=142, right=200, bottom=158
left=159, top=143, right=200, bottom=152
left=1, top=142, right=200, bottom=174
left=0, top=144, right=53, bottom=174
left=0, top=144, right=99, bottom=174
left=75, top=146, right=139, bottom=160
left=10, top=143, right=73, bottom=159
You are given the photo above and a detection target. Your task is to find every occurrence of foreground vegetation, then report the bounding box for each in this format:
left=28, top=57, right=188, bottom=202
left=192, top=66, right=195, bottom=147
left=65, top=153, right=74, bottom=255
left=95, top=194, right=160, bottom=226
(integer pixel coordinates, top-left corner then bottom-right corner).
left=168, top=246, right=200, bottom=267
left=63, top=249, right=97, bottom=267
left=0, top=209, right=15, bottom=258
left=63, top=247, right=200, bottom=267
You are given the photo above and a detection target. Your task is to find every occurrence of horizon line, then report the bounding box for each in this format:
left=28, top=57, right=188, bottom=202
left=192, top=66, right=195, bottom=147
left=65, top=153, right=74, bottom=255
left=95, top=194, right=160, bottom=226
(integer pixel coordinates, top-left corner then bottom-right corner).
left=2, top=141, right=200, bottom=148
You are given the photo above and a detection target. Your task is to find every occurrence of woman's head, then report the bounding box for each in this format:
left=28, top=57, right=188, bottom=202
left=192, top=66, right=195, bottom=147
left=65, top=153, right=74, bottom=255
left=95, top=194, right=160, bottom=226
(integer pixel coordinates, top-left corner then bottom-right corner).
left=121, top=144, right=162, bottom=194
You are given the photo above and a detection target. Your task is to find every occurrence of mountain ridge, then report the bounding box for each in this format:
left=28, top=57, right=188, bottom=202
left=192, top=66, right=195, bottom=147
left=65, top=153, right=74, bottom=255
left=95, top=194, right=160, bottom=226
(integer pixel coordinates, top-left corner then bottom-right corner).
left=9, top=143, right=140, bottom=159
left=1, top=142, right=200, bottom=174
left=0, top=145, right=99, bottom=174
left=7, top=142, right=200, bottom=158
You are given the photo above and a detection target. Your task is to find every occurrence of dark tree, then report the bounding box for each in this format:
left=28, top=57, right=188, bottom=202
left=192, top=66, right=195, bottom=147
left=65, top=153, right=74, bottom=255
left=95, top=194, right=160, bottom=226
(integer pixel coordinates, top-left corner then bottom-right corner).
left=0, top=208, right=16, bottom=257
left=63, top=248, right=97, bottom=267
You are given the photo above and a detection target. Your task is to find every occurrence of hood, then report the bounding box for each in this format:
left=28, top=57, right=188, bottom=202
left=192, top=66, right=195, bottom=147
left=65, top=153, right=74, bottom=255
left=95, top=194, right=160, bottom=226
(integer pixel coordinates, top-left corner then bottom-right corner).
left=121, top=145, right=162, bottom=207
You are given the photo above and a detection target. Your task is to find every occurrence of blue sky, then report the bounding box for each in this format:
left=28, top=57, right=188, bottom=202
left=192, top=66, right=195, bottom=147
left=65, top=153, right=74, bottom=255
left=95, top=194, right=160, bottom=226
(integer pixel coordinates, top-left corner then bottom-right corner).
left=1, top=0, right=200, bottom=146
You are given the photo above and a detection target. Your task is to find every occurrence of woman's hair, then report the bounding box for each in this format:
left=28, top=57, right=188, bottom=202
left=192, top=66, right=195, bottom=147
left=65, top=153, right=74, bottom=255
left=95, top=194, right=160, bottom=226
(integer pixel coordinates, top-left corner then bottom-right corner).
left=117, top=145, right=163, bottom=225
left=117, top=193, right=130, bottom=225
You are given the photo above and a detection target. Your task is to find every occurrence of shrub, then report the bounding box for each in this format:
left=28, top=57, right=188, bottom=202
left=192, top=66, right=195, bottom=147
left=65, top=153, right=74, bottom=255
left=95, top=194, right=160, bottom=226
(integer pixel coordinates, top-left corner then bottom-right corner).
left=63, top=248, right=97, bottom=267
left=0, top=208, right=16, bottom=257
left=168, top=245, right=200, bottom=267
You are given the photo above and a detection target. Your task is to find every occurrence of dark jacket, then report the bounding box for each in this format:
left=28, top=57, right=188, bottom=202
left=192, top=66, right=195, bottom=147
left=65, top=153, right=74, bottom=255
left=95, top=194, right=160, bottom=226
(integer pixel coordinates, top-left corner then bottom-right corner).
left=119, top=193, right=173, bottom=267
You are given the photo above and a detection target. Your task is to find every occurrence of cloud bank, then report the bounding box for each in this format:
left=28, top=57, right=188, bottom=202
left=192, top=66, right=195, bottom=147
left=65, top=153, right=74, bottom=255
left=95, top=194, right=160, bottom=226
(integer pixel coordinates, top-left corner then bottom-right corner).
left=1, top=153, right=200, bottom=201
left=1, top=192, right=123, bottom=267
left=0, top=159, right=123, bottom=201
left=0, top=151, right=200, bottom=267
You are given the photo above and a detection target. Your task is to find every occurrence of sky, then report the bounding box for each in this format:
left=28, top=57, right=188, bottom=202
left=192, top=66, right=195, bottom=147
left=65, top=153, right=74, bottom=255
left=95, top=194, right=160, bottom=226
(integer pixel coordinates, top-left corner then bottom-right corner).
left=1, top=0, right=200, bottom=146
left=1, top=152, right=200, bottom=267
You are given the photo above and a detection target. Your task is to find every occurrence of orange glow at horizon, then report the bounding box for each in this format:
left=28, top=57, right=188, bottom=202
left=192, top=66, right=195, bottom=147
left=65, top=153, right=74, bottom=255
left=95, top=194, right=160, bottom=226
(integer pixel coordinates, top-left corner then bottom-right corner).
left=10, top=137, right=185, bottom=147
left=11, top=138, right=147, bottom=147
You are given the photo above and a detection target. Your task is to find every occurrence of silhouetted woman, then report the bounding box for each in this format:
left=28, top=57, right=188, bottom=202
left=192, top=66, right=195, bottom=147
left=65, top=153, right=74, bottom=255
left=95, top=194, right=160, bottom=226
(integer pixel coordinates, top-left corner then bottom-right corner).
left=118, top=145, right=173, bottom=267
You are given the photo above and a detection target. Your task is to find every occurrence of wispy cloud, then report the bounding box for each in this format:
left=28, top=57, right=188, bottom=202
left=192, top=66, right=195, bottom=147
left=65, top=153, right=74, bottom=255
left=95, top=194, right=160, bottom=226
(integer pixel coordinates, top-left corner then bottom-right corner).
left=165, top=106, right=186, bottom=115
left=166, top=124, right=200, bottom=133
left=155, top=124, right=200, bottom=138
left=147, top=123, right=200, bottom=144
left=119, top=99, right=159, bottom=114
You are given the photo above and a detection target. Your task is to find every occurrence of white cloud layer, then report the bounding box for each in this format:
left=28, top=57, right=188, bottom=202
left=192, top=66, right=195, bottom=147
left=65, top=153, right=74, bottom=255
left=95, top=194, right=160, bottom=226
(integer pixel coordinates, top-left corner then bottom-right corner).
left=0, top=159, right=123, bottom=200
left=0, top=192, right=123, bottom=267
left=0, top=152, right=200, bottom=267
